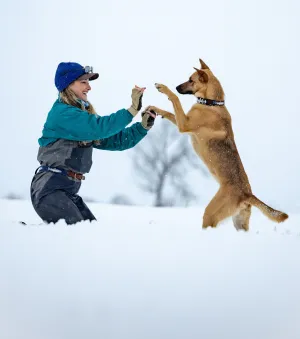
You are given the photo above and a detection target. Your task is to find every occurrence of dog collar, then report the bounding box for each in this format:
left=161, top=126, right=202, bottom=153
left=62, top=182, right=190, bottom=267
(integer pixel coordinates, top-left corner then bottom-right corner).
left=197, top=97, right=225, bottom=106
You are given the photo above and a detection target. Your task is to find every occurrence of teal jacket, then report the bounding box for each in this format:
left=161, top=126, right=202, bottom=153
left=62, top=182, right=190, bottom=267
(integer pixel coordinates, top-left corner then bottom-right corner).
left=38, top=100, right=148, bottom=151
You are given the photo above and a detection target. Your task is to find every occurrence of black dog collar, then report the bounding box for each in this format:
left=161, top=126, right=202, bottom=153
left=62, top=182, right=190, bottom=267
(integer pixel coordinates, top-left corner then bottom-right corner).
left=197, top=97, right=225, bottom=106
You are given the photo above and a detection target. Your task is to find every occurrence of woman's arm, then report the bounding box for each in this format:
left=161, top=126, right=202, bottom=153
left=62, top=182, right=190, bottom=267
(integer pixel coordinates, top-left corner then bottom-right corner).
left=93, top=122, right=148, bottom=151
left=41, top=87, right=145, bottom=143
left=45, top=102, right=134, bottom=141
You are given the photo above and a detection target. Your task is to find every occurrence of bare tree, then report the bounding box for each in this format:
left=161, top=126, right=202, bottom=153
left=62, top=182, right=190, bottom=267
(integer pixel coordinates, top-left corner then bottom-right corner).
left=131, top=119, right=208, bottom=207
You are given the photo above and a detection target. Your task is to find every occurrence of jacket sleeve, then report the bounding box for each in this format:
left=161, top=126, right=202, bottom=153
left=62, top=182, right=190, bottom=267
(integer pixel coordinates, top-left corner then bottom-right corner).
left=47, top=104, right=134, bottom=141
left=93, top=122, right=148, bottom=151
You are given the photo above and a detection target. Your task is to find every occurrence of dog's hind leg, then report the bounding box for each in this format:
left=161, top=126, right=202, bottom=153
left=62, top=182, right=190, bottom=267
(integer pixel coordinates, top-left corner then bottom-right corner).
left=202, top=187, right=238, bottom=229
left=232, top=204, right=251, bottom=231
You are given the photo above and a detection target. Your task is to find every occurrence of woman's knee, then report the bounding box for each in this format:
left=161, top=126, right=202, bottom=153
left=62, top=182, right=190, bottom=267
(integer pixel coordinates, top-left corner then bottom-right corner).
left=32, top=191, right=84, bottom=225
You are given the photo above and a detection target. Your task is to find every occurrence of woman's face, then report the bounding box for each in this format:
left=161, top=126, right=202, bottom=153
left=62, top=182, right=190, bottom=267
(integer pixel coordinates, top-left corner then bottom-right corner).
left=69, top=79, right=91, bottom=101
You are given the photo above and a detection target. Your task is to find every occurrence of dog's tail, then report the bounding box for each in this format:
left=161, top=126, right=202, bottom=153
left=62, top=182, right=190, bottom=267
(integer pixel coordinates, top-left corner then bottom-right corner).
left=247, top=195, right=288, bottom=223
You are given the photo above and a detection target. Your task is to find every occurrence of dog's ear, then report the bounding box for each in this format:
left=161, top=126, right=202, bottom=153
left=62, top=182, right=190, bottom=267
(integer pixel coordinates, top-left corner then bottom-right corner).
left=199, top=59, right=210, bottom=70
left=194, top=68, right=209, bottom=83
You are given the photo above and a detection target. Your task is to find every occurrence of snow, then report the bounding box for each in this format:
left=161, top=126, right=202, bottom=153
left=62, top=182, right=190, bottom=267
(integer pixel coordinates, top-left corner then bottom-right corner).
left=0, top=199, right=299, bottom=339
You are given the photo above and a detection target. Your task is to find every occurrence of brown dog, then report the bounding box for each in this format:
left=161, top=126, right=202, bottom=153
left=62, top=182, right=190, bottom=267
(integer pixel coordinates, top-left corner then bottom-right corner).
left=147, top=59, right=288, bottom=231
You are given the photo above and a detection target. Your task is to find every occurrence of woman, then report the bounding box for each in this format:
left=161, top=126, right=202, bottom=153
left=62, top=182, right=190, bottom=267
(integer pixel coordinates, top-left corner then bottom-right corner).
left=31, top=62, right=156, bottom=225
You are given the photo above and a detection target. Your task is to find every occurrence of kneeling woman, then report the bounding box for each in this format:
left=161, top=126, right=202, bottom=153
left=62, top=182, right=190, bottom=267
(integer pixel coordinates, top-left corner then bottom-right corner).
left=31, top=62, right=155, bottom=225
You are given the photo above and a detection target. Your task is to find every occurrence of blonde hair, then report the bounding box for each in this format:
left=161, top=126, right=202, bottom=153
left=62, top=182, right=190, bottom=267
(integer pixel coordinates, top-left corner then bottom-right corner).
left=59, top=86, right=97, bottom=115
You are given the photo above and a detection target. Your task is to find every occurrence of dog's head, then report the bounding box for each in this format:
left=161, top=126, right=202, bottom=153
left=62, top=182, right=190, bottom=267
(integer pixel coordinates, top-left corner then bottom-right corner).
left=176, top=59, right=224, bottom=100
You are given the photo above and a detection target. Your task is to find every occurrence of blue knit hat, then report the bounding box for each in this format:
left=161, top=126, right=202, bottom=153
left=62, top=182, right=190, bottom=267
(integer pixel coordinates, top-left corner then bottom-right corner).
left=55, top=62, right=99, bottom=92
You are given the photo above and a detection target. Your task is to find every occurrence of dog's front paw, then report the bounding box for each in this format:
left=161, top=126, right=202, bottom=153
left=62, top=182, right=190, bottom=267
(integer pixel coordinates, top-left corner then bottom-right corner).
left=155, top=83, right=168, bottom=93
left=155, top=83, right=174, bottom=96
left=146, top=105, right=165, bottom=118
left=146, top=105, right=159, bottom=113
left=155, top=83, right=177, bottom=100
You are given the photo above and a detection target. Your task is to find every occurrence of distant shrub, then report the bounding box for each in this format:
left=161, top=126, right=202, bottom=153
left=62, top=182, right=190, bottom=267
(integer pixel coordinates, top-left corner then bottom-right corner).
left=110, top=195, right=134, bottom=206
left=4, top=193, right=24, bottom=200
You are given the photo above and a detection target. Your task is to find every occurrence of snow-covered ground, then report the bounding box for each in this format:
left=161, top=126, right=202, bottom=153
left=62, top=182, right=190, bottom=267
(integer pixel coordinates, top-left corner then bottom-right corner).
left=0, top=199, right=299, bottom=339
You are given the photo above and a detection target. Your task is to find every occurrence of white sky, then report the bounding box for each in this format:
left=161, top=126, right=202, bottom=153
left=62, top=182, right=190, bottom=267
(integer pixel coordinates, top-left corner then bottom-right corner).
left=0, top=0, right=299, bottom=212
left=1, top=199, right=300, bottom=339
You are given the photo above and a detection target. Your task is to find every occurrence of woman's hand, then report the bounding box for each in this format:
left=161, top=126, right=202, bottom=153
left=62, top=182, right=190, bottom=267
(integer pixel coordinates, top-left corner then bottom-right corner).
left=141, top=107, right=157, bottom=130
left=128, top=85, right=146, bottom=116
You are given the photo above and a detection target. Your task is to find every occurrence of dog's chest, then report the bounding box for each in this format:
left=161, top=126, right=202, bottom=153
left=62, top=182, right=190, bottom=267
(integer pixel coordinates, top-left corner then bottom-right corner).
left=189, top=134, right=218, bottom=177
left=190, top=134, right=207, bottom=160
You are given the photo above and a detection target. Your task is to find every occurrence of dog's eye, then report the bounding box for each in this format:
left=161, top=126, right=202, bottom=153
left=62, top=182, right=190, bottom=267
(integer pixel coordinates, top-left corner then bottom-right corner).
left=189, top=79, right=193, bottom=83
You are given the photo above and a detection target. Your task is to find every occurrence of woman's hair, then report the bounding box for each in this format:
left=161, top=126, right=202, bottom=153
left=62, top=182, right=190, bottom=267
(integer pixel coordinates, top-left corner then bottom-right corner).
left=59, top=86, right=97, bottom=115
